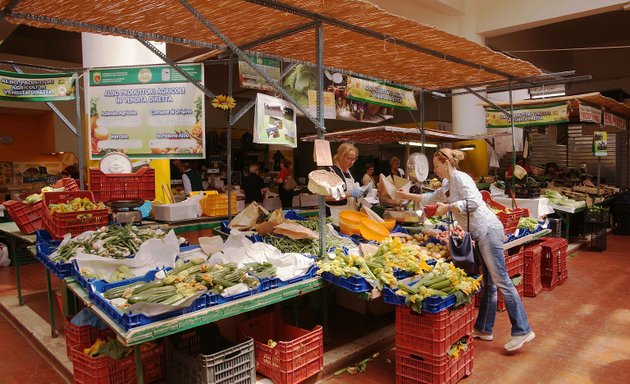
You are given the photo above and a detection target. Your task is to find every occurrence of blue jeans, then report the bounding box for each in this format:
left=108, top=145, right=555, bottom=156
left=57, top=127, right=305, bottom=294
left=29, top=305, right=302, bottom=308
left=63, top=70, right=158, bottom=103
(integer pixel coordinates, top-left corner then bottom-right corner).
left=474, top=226, right=532, bottom=336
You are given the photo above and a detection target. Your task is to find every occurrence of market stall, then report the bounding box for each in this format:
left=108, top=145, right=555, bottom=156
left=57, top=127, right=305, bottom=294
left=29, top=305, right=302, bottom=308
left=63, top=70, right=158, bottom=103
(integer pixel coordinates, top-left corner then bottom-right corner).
left=0, top=1, right=558, bottom=383
left=485, top=92, right=630, bottom=239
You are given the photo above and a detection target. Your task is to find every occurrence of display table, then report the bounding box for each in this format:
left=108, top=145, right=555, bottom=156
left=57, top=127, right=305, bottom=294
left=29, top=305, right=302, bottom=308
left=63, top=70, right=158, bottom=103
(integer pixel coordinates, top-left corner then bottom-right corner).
left=503, top=228, right=551, bottom=250
left=494, top=197, right=555, bottom=219
left=65, top=276, right=323, bottom=383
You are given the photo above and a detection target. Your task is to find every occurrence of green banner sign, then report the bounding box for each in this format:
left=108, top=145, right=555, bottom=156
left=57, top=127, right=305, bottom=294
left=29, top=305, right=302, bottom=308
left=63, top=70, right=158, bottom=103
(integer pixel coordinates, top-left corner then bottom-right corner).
left=346, top=76, right=417, bottom=110
left=87, top=64, right=205, bottom=160
left=486, top=102, right=570, bottom=128
left=0, top=70, right=77, bottom=102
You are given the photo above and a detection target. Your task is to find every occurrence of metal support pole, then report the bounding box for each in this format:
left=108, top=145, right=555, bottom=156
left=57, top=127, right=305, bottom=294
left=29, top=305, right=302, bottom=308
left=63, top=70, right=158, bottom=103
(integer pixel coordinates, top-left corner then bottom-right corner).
left=419, top=91, right=425, bottom=154
left=136, top=38, right=216, bottom=100
left=227, top=56, right=234, bottom=220
left=45, top=269, right=57, bottom=338
left=316, top=22, right=326, bottom=259
left=597, top=157, right=601, bottom=196
left=315, top=20, right=330, bottom=343
left=178, top=0, right=326, bottom=132
left=75, top=77, right=85, bottom=189
left=11, top=237, right=22, bottom=305
left=134, top=345, right=144, bottom=384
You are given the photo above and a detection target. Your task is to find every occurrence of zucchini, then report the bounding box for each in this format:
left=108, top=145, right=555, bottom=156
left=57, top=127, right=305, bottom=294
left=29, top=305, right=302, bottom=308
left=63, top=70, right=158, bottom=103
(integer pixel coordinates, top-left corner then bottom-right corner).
left=131, top=279, right=165, bottom=295
left=104, top=282, right=145, bottom=299
left=127, top=285, right=177, bottom=304
left=158, top=293, right=185, bottom=305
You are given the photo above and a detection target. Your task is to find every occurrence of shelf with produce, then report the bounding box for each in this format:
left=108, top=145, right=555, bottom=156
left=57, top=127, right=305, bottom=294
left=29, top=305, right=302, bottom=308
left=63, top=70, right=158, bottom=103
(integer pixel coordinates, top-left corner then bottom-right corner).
left=64, top=275, right=323, bottom=347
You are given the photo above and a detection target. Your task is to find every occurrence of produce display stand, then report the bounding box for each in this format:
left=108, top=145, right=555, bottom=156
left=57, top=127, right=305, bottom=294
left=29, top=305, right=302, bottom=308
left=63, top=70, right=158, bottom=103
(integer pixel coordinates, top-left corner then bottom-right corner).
left=551, top=196, right=613, bottom=239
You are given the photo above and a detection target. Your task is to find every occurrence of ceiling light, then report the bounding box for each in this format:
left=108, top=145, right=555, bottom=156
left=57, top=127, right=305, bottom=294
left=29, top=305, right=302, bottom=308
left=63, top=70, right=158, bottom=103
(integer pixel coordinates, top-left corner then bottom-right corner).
left=399, top=141, right=438, bottom=148
left=459, top=145, right=476, bottom=151
left=531, top=92, right=566, bottom=99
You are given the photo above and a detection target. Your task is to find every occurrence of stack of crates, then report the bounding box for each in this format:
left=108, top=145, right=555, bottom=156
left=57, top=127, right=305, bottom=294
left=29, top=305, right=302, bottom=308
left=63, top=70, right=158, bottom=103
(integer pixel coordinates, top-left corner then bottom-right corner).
left=165, top=326, right=256, bottom=384
left=239, top=312, right=323, bottom=384
left=395, top=304, right=474, bottom=384
left=201, top=192, right=238, bottom=217
left=585, top=207, right=610, bottom=252
left=522, top=244, right=543, bottom=297
left=540, top=237, right=568, bottom=290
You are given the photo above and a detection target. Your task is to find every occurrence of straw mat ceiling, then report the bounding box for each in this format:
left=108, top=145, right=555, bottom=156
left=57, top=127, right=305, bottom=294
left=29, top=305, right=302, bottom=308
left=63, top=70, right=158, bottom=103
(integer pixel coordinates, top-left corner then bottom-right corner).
left=0, top=0, right=542, bottom=90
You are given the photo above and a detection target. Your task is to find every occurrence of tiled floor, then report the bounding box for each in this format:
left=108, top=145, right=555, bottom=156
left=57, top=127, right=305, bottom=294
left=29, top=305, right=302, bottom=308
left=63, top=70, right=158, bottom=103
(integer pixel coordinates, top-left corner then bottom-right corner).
left=1, top=235, right=630, bottom=383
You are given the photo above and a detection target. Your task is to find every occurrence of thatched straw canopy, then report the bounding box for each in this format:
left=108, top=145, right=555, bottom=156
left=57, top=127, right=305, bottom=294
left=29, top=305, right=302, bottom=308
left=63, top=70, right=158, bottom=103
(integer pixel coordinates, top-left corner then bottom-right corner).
left=0, top=0, right=542, bottom=90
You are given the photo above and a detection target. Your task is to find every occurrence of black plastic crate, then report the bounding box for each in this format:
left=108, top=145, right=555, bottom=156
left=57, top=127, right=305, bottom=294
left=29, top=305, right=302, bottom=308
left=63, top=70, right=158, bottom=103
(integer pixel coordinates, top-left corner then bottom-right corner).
left=548, top=218, right=563, bottom=238
left=587, top=223, right=607, bottom=252
left=613, top=216, right=630, bottom=235
left=585, top=207, right=610, bottom=225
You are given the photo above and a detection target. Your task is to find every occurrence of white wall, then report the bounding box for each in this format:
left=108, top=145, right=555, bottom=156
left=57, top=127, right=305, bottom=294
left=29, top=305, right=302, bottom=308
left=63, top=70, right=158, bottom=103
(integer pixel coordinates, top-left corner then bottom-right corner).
left=475, top=0, right=627, bottom=36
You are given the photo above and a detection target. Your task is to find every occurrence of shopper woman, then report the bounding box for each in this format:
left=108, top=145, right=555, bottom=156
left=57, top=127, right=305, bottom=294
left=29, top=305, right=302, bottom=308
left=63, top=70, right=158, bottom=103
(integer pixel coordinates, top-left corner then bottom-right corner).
left=397, top=148, right=535, bottom=352
left=274, top=159, right=294, bottom=208
left=388, top=156, right=405, bottom=178
left=326, top=143, right=362, bottom=224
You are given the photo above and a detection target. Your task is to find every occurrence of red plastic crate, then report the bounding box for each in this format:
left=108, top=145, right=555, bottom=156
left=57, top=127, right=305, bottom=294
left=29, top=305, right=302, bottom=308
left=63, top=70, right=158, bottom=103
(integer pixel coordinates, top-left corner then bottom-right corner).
left=239, top=312, right=323, bottom=384
left=558, top=269, right=568, bottom=285
left=481, top=191, right=526, bottom=235
left=396, top=344, right=473, bottom=384
left=523, top=245, right=542, bottom=297
left=64, top=317, right=115, bottom=358
left=3, top=200, right=44, bottom=234
left=89, top=167, right=155, bottom=202
left=42, top=191, right=109, bottom=239
left=54, top=178, right=80, bottom=191
left=70, top=343, right=165, bottom=384
left=395, top=304, right=474, bottom=356
left=504, top=246, right=524, bottom=277
left=497, top=278, right=524, bottom=312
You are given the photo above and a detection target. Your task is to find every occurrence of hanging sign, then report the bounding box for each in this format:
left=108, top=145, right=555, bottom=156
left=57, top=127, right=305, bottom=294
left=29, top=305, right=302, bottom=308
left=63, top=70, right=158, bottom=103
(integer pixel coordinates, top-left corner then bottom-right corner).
left=485, top=102, right=570, bottom=128
left=87, top=64, right=205, bottom=159
left=253, top=93, right=297, bottom=148
left=283, top=64, right=395, bottom=123
left=238, top=55, right=281, bottom=91
left=578, top=104, right=602, bottom=124
left=604, top=112, right=627, bottom=131
left=593, top=131, right=607, bottom=157
left=346, top=76, right=417, bottom=110
left=0, top=69, right=76, bottom=102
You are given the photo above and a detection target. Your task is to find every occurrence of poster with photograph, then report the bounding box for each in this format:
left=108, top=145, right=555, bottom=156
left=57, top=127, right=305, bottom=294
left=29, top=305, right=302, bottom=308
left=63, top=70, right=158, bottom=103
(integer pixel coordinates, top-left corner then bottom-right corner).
left=593, top=131, right=607, bottom=157
left=283, top=64, right=407, bottom=123
left=87, top=64, right=205, bottom=159
left=253, top=93, right=297, bottom=148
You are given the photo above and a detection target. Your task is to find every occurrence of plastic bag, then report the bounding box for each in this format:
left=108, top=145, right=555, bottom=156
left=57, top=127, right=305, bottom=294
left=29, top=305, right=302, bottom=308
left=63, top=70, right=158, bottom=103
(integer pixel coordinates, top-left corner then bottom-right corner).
left=0, top=243, right=9, bottom=267
left=70, top=307, right=109, bottom=330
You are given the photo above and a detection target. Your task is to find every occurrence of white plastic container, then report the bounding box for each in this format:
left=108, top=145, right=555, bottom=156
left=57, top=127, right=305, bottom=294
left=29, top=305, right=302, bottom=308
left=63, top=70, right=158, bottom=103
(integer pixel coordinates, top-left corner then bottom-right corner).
left=153, top=202, right=198, bottom=222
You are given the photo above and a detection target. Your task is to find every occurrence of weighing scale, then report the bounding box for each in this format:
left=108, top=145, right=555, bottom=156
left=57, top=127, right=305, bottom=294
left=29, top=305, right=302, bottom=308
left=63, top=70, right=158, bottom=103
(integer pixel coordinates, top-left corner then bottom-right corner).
left=383, top=152, right=430, bottom=224
left=99, top=152, right=144, bottom=224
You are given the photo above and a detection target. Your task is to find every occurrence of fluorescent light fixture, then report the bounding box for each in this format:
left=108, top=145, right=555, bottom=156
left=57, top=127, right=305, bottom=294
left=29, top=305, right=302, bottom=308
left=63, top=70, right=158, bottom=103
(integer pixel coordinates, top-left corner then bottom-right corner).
left=399, top=141, right=438, bottom=148
left=431, top=91, right=447, bottom=98
left=459, top=145, right=476, bottom=151
left=531, top=92, right=565, bottom=99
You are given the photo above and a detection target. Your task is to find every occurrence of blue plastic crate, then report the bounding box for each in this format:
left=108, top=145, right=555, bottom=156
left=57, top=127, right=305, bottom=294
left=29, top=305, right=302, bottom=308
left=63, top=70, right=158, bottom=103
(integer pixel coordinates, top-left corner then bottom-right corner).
left=89, top=269, right=216, bottom=331
left=382, top=286, right=406, bottom=306
left=284, top=210, right=307, bottom=221
left=321, top=271, right=373, bottom=293
left=35, top=230, right=72, bottom=279
left=382, top=285, right=456, bottom=313
left=275, top=264, right=319, bottom=288
left=214, top=285, right=261, bottom=304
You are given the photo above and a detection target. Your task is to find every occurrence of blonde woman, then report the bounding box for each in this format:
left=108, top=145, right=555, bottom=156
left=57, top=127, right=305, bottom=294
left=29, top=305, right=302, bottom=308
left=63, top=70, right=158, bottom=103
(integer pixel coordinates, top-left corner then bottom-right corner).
left=326, top=143, right=362, bottom=224
left=397, top=148, right=535, bottom=352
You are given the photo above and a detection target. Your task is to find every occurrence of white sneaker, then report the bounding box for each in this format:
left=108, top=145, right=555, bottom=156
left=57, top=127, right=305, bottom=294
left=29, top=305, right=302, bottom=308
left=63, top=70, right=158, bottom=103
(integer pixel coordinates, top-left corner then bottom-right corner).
left=504, top=331, right=535, bottom=351
left=472, top=328, right=494, bottom=341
